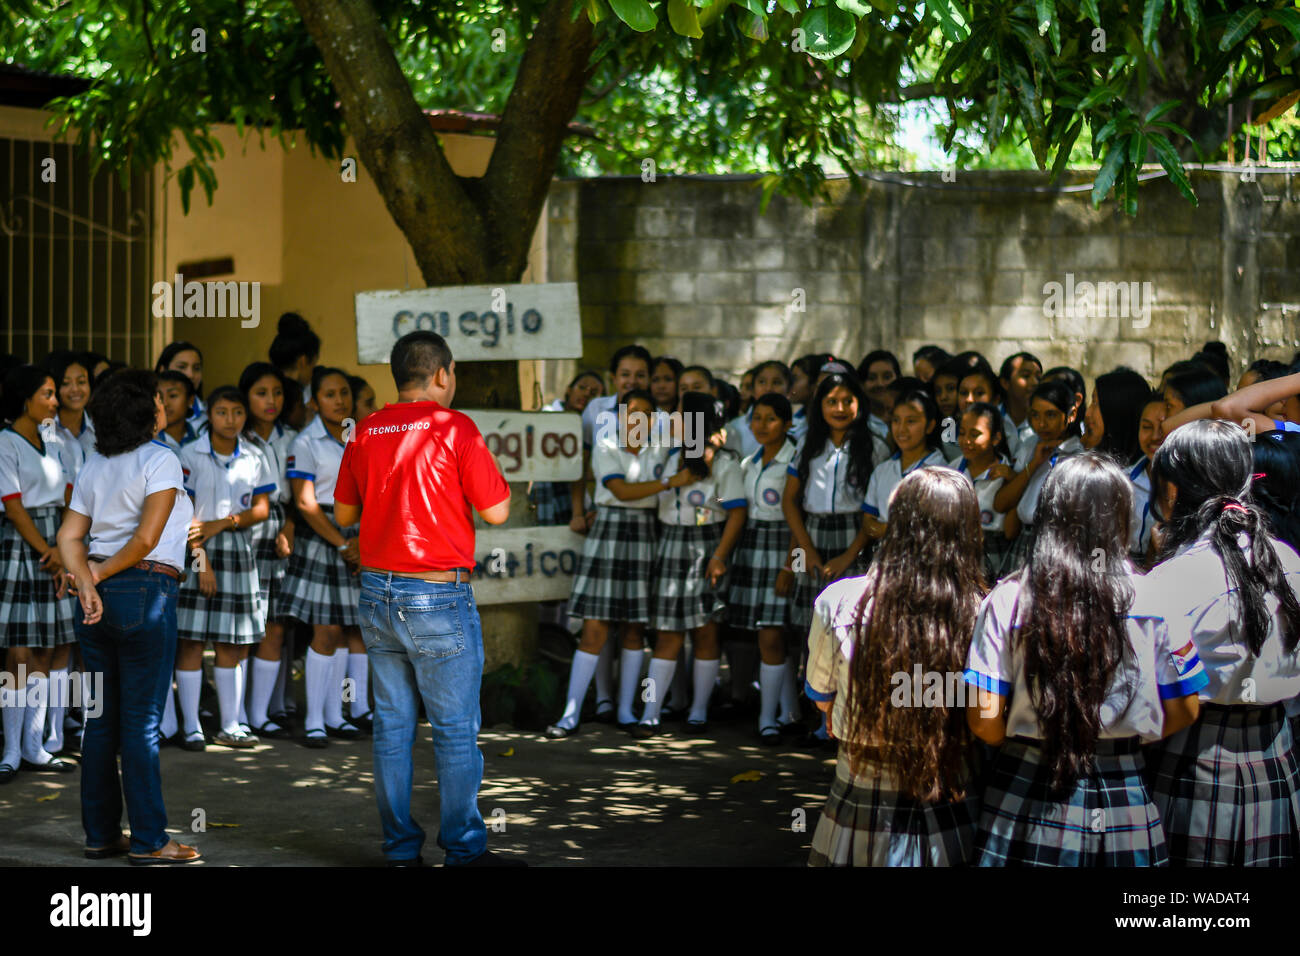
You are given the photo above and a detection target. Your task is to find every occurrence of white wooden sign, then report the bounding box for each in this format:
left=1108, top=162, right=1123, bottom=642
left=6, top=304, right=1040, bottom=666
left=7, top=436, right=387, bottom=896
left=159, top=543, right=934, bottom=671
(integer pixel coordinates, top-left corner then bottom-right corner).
left=471, top=526, right=586, bottom=605
left=355, top=282, right=582, bottom=363
left=464, top=410, right=582, bottom=482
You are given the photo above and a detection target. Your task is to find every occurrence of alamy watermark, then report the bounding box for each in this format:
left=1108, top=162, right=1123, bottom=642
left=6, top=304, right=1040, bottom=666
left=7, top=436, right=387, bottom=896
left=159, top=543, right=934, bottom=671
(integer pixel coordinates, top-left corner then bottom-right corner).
left=890, top=666, right=997, bottom=715
left=594, top=405, right=708, bottom=458
left=1042, top=273, right=1154, bottom=329
left=1, top=665, right=104, bottom=718
left=151, top=272, right=261, bottom=328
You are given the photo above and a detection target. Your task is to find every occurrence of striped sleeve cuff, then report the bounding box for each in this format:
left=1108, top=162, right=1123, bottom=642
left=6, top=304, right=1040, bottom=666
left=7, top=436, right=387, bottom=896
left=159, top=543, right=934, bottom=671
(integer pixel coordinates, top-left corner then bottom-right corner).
left=804, top=680, right=835, bottom=703
left=963, top=668, right=1012, bottom=696
left=1157, top=671, right=1209, bottom=699
left=253, top=483, right=277, bottom=496
left=785, top=465, right=798, bottom=477
left=861, top=502, right=880, bottom=516
left=285, top=470, right=315, bottom=481
left=720, top=498, right=746, bottom=510
left=0, top=491, right=21, bottom=502
left=600, top=473, right=625, bottom=486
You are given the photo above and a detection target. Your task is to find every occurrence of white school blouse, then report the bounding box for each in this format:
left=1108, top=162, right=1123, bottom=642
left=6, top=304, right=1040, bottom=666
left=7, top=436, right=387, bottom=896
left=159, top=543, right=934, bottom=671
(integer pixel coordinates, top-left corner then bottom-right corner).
left=156, top=421, right=199, bottom=457
left=723, top=410, right=759, bottom=458
left=186, top=394, right=207, bottom=431
left=742, top=441, right=797, bottom=522
left=285, top=416, right=347, bottom=506
left=69, top=440, right=194, bottom=571
left=803, top=575, right=874, bottom=739
left=179, top=434, right=277, bottom=521
left=591, top=436, right=670, bottom=510
left=866, top=413, right=890, bottom=443
left=0, top=428, right=73, bottom=509
left=246, top=423, right=298, bottom=506
left=788, top=434, right=891, bottom=515
left=1142, top=531, right=1300, bottom=706
left=999, top=404, right=1036, bottom=463
left=964, top=575, right=1210, bottom=741
left=1127, top=457, right=1155, bottom=555
left=55, top=412, right=96, bottom=464
left=949, top=455, right=1010, bottom=533
left=656, top=449, right=746, bottom=526
left=1014, top=434, right=1085, bottom=525
left=862, top=448, right=950, bottom=521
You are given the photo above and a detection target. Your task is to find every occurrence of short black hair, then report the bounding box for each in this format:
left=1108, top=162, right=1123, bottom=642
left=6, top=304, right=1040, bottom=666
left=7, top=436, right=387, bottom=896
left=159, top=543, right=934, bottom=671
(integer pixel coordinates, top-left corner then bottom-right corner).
left=913, top=345, right=952, bottom=366
left=43, top=349, right=95, bottom=393
left=3, top=365, right=54, bottom=422
left=999, top=351, right=1043, bottom=382
left=753, top=392, right=793, bottom=422
left=155, top=340, right=202, bottom=374
left=609, top=344, right=652, bottom=376
left=347, top=374, right=372, bottom=397
left=856, top=350, right=901, bottom=381
left=88, top=369, right=160, bottom=456
left=270, top=313, right=321, bottom=370
left=390, top=331, right=452, bottom=390
left=157, top=369, right=196, bottom=398
left=205, top=385, right=248, bottom=418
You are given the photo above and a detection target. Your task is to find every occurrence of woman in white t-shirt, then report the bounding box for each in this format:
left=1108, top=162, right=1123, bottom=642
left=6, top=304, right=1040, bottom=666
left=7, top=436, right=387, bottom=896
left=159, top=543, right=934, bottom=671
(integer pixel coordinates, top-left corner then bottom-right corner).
left=0, top=366, right=81, bottom=781
left=965, top=453, right=1206, bottom=867
left=58, top=369, right=201, bottom=865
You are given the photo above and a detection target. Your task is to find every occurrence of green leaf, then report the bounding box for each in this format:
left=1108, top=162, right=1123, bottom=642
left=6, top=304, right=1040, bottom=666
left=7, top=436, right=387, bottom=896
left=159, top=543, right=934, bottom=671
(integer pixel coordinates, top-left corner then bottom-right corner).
left=608, top=0, right=659, bottom=31
left=835, top=0, right=872, bottom=15
left=1269, top=8, right=1300, bottom=43
left=1144, top=99, right=1180, bottom=123
left=584, top=0, right=609, bottom=23
left=735, top=0, right=767, bottom=16
left=739, top=11, right=769, bottom=38
left=775, top=0, right=801, bottom=11
left=1091, top=144, right=1125, bottom=206
left=668, top=0, right=704, bottom=36
left=1141, top=0, right=1163, bottom=48
left=698, top=0, right=731, bottom=25
left=1080, top=0, right=1100, bottom=26
left=800, top=5, right=856, bottom=58
left=1149, top=132, right=1197, bottom=204
left=1128, top=130, right=1146, bottom=164
left=1077, top=83, right=1119, bottom=109
left=1183, top=0, right=1201, bottom=38
left=1035, top=0, right=1052, bottom=37
left=1219, top=5, right=1262, bottom=51
left=927, top=0, right=969, bottom=42
left=177, top=164, right=195, bottom=216
left=1050, top=120, right=1082, bottom=179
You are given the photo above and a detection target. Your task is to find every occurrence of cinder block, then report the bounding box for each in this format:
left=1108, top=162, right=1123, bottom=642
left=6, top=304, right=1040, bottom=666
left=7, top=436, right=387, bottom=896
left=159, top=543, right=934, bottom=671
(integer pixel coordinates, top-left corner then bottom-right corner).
left=696, top=271, right=752, bottom=304
left=662, top=305, right=723, bottom=337
left=755, top=270, right=808, bottom=305
left=726, top=240, right=786, bottom=271
left=635, top=271, right=696, bottom=305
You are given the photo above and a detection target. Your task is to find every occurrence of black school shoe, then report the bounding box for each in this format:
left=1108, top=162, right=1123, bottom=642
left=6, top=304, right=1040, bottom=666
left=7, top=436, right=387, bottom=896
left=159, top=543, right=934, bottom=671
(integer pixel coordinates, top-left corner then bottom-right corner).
left=543, top=723, right=578, bottom=739
left=0, top=763, right=16, bottom=784
left=325, top=722, right=363, bottom=740
left=458, top=850, right=527, bottom=867
left=387, top=855, right=424, bottom=868
left=20, top=757, right=75, bottom=773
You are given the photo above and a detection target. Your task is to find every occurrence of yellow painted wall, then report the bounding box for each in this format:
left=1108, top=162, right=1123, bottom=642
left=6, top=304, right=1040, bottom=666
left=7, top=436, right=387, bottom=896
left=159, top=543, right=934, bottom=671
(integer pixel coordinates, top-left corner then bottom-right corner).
left=160, top=124, right=545, bottom=407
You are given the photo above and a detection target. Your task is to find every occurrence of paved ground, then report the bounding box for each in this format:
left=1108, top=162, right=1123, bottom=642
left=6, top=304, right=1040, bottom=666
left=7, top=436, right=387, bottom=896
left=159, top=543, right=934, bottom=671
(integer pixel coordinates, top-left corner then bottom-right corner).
left=0, top=716, right=833, bottom=867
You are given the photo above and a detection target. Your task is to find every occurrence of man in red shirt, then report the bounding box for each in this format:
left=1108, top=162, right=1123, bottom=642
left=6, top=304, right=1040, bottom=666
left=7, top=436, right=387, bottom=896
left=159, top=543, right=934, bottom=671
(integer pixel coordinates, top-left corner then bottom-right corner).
left=334, top=331, right=516, bottom=867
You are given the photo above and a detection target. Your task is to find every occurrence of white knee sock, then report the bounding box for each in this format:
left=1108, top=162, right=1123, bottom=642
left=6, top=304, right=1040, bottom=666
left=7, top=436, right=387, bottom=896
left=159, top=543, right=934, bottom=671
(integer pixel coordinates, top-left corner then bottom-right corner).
left=593, top=639, right=615, bottom=711
left=247, top=657, right=279, bottom=729
left=1, top=686, right=24, bottom=768
left=689, top=658, right=721, bottom=723
left=556, top=650, right=600, bottom=731
left=21, top=675, right=52, bottom=763
left=347, top=653, right=370, bottom=717
left=237, top=661, right=249, bottom=727
left=214, top=665, right=241, bottom=735
left=617, top=648, right=644, bottom=725
left=304, top=648, right=331, bottom=734
left=44, top=667, right=68, bottom=754
left=176, top=669, right=204, bottom=736
left=325, top=648, right=347, bottom=727
left=779, top=658, right=801, bottom=724
left=269, top=643, right=290, bottom=716
left=759, top=662, right=785, bottom=731
left=640, top=658, right=677, bottom=726
left=160, top=681, right=178, bottom=739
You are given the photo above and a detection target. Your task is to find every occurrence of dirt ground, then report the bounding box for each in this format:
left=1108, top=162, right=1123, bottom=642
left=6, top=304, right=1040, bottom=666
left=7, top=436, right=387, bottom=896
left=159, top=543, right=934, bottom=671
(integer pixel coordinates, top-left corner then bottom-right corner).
left=0, top=714, right=833, bottom=867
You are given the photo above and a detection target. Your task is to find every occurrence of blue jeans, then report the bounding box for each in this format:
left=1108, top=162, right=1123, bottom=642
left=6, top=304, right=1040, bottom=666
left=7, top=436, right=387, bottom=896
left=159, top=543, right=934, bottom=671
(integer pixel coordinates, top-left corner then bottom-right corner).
left=359, top=572, right=486, bottom=864
left=74, top=568, right=179, bottom=854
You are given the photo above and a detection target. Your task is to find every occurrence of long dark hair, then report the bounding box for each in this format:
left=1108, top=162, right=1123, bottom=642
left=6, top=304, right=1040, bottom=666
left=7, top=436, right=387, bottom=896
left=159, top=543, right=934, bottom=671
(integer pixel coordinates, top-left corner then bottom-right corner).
left=893, top=387, right=943, bottom=450
left=678, top=390, right=726, bottom=479
left=1016, top=453, right=1135, bottom=796
left=1092, top=368, right=1151, bottom=463
left=963, top=401, right=1011, bottom=462
left=794, top=372, right=875, bottom=495
left=1164, top=364, right=1227, bottom=409
left=1153, top=420, right=1300, bottom=656
left=843, top=467, right=985, bottom=800
left=239, top=362, right=294, bottom=432
left=1252, top=431, right=1300, bottom=552
left=1030, top=379, right=1080, bottom=438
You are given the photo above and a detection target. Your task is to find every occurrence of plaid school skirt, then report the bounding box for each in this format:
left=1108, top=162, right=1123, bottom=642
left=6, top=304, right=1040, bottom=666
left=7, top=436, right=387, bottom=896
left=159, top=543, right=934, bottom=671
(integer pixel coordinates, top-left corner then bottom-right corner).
left=248, top=500, right=287, bottom=613
left=277, top=504, right=360, bottom=627
left=530, top=481, right=573, bottom=526
left=0, top=506, right=77, bottom=649
left=1145, top=702, right=1300, bottom=867
left=568, top=506, right=657, bottom=625
left=982, top=529, right=1016, bottom=584
left=651, top=522, right=725, bottom=633
left=791, top=512, right=866, bottom=633
left=809, top=750, right=980, bottom=867
left=975, top=736, right=1168, bottom=867
left=727, top=519, right=789, bottom=630
left=1004, top=522, right=1038, bottom=574
left=178, top=527, right=265, bottom=645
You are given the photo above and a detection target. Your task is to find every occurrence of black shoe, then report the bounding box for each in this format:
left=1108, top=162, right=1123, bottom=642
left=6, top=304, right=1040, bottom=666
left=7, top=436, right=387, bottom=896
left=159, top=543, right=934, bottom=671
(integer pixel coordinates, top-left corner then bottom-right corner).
left=387, top=855, right=424, bottom=867
left=0, top=763, right=16, bottom=784
left=615, top=721, right=637, bottom=731
left=630, top=722, right=659, bottom=739
left=326, top=722, right=362, bottom=740
left=268, top=710, right=291, bottom=728
left=348, top=712, right=374, bottom=734
left=302, top=730, right=329, bottom=749
left=460, top=850, right=527, bottom=867
left=544, top=723, right=577, bottom=739
left=759, top=726, right=781, bottom=746
left=20, top=757, right=75, bottom=774
left=180, top=732, right=207, bottom=752
left=778, top=720, right=806, bottom=736
left=592, top=703, right=616, bottom=724
left=685, top=719, right=709, bottom=734
left=251, top=721, right=293, bottom=741
left=660, top=706, right=687, bottom=723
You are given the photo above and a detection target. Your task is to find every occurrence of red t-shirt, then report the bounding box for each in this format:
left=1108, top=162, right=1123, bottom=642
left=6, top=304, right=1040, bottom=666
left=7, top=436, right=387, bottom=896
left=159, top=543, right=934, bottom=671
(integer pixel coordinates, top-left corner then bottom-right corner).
left=334, top=401, right=509, bottom=572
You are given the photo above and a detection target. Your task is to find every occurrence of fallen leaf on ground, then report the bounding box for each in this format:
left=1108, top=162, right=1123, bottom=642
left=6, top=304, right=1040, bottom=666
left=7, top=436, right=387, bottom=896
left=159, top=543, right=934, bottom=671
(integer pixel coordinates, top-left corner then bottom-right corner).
left=207, top=822, right=240, bottom=828
left=730, top=770, right=762, bottom=784
left=498, top=747, right=515, bottom=757
left=36, top=793, right=58, bottom=803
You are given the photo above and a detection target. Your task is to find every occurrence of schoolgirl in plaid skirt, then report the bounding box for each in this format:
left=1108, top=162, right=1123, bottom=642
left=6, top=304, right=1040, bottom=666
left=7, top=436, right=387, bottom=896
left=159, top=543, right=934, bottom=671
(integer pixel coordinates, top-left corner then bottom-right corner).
left=727, top=394, right=802, bottom=743
left=784, top=373, right=889, bottom=636
left=806, top=468, right=987, bottom=866
left=547, top=389, right=678, bottom=738
left=280, top=368, right=365, bottom=747
left=948, top=403, right=1018, bottom=584
left=0, top=366, right=82, bottom=778
left=634, top=392, right=747, bottom=736
left=239, top=362, right=300, bottom=740
left=966, top=454, right=1208, bottom=867
left=175, top=387, right=277, bottom=750
left=1139, top=421, right=1300, bottom=866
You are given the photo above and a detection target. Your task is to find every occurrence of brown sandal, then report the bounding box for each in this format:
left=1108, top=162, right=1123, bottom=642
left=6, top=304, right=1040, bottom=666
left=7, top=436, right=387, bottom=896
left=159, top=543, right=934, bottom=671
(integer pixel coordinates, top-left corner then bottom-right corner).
left=128, top=839, right=202, bottom=866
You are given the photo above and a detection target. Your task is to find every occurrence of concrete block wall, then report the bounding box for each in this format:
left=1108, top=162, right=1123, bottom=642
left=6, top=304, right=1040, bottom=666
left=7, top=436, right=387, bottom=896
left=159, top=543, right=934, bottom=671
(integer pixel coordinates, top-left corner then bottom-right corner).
left=539, top=169, right=1300, bottom=404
